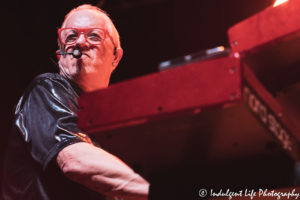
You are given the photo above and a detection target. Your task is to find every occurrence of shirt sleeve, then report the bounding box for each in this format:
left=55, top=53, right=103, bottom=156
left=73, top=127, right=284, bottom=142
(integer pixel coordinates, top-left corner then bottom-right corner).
left=15, top=76, right=93, bottom=170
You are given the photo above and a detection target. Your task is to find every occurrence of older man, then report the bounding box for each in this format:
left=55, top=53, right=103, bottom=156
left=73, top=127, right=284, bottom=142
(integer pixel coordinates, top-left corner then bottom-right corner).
left=2, top=5, right=149, bottom=200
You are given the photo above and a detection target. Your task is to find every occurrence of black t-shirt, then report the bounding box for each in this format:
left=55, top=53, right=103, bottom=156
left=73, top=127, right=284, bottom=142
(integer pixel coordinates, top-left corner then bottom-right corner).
left=2, top=73, right=107, bottom=200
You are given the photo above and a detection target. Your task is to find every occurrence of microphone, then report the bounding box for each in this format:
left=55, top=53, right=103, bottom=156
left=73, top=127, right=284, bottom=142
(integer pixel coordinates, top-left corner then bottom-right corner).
left=57, top=49, right=82, bottom=59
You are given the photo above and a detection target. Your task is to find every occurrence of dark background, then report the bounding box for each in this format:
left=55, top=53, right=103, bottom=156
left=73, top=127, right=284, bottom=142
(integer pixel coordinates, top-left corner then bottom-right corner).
left=0, top=0, right=276, bottom=198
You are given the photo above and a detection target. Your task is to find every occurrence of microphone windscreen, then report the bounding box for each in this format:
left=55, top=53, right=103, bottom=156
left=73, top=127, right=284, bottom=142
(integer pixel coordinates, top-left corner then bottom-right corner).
left=73, top=49, right=82, bottom=58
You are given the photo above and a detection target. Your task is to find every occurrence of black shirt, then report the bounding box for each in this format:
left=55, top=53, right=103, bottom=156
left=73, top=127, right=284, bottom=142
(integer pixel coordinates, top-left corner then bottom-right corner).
left=2, top=73, right=107, bottom=200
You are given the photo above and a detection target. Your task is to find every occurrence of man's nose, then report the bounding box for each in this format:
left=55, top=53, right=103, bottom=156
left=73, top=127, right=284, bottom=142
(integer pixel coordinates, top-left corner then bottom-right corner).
left=76, top=32, right=88, bottom=47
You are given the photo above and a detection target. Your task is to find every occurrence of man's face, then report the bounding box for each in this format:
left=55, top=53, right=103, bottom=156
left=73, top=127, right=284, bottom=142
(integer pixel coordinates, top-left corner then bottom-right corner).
left=59, top=9, right=118, bottom=88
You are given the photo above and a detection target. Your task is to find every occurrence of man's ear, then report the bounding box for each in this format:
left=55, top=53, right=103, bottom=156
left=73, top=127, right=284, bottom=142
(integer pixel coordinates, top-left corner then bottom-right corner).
left=112, top=48, right=123, bottom=69
left=56, top=50, right=61, bottom=60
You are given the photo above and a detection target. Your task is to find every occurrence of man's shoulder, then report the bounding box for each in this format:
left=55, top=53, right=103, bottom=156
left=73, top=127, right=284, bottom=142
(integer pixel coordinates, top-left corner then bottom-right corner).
left=30, top=73, right=82, bottom=97
left=25, top=73, right=75, bottom=94
left=31, top=73, right=68, bottom=87
left=16, top=73, right=78, bottom=112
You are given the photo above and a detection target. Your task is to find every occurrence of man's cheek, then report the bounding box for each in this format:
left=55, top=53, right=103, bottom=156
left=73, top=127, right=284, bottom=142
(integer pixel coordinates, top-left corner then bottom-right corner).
left=65, top=56, right=76, bottom=65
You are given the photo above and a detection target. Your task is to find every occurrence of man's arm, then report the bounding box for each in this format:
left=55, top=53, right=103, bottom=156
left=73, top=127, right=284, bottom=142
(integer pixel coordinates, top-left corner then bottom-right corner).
left=56, top=142, right=149, bottom=200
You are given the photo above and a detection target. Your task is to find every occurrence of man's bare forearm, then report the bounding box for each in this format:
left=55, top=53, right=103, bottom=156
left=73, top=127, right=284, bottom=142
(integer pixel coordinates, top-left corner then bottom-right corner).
left=57, top=142, right=149, bottom=200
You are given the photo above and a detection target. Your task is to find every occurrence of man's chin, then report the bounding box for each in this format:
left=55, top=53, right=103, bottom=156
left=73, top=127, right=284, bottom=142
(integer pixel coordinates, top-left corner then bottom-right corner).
left=71, top=67, right=96, bottom=79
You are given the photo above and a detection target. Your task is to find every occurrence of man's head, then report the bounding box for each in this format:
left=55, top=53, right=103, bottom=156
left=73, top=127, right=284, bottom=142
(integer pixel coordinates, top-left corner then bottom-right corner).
left=57, top=5, right=123, bottom=92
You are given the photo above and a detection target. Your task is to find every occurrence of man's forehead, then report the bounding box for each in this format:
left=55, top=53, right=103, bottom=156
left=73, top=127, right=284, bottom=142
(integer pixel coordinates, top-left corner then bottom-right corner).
left=63, top=10, right=111, bottom=29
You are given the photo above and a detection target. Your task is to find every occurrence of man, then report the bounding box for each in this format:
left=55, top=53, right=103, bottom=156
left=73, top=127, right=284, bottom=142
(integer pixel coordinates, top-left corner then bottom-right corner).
left=2, top=5, right=149, bottom=200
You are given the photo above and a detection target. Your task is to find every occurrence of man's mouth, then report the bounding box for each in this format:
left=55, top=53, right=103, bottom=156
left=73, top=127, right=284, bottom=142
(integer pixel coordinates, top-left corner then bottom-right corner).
left=81, top=52, right=90, bottom=58
left=65, top=47, right=90, bottom=58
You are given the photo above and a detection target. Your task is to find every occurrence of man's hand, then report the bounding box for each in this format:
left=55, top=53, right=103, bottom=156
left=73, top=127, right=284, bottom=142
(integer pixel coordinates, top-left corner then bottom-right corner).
left=56, top=142, right=149, bottom=200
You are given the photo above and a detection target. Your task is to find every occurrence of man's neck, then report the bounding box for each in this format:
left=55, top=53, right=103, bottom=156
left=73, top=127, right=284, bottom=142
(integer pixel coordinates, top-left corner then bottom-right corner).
left=74, top=75, right=110, bottom=93
left=59, top=66, right=111, bottom=93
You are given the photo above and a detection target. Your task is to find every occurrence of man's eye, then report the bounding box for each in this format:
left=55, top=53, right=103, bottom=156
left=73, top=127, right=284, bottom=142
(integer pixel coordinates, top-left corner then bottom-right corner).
left=88, top=34, right=102, bottom=41
left=65, top=34, right=77, bottom=42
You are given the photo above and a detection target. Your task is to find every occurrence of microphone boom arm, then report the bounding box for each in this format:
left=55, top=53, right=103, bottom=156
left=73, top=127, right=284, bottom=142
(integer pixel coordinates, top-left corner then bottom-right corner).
left=57, top=49, right=82, bottom=59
